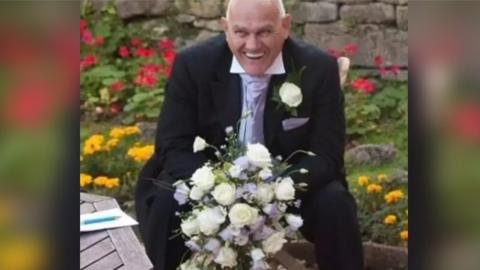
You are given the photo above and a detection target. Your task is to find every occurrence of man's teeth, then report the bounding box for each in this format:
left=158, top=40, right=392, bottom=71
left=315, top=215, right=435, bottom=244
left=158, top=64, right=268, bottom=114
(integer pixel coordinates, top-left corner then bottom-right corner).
left=245, top=52, right=264, bottom=59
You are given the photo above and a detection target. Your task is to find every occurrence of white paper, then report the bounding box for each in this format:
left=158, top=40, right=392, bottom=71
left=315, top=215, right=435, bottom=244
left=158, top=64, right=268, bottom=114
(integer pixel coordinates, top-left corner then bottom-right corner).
left=80, top=208, right=138, bottom=232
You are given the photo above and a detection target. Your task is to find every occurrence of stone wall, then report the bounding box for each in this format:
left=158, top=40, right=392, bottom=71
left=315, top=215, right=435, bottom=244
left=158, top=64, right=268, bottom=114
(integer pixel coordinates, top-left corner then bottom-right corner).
left=88, top=0, right=407, bottom=69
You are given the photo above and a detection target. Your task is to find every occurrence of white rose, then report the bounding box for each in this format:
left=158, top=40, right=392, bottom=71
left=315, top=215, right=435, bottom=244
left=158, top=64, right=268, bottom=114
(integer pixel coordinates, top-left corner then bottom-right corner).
left=228, top=203, right=258, bottom=227
left=250, top=248, right=265, bottom=261
left=189, top=186, right=205, bottom=201
left=211, top=183, right=236, bottom=206
left=213, top=246, right=237, bottom=268
left=180, top=260, right=200, bottom=270
left=193, top=136, right=207, bottom=153
left=279, top=82, right=302, bottom=108
left=246, top=144, right=272, bottom=169
left=275, top=177, right=295, bottom=201
left=181, top=217, right=199, bottom=237
left=285, top=214, right=304, bottom=230
left=228, top=165, right=242, bottom=178
left=191, top=165, right=215, bottom=191
left=258, top=168, right=272, bottom=180
left=197, top=207, right=226, bottom=235
left=256, top=183, right=274, bottom=204
left=262, top=231, right=287, bottom=254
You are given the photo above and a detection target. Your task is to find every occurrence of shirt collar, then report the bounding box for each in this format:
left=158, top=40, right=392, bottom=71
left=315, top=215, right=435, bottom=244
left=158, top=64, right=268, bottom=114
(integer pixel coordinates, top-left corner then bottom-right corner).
left=229, top=53, right=286, bottom=75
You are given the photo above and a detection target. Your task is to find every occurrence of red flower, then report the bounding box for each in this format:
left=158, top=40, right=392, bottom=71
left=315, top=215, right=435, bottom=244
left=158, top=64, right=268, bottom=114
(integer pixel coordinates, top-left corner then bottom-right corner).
left=80, top=19, right=87, bottom=32
left=379, top=67, right=387, bottom=77
left=158, top=38, right=174, bottom=50
left=450, top=103, right=480, bottom=141
left=159, top=65, right=172, bottom=78
left=134, top=64, right=160, bottom=87
left=95, top=36, right=104, bottom=46
left=109, top=103, right=122, bottom=114
left=162, top=49, right=176, bottom=65
left=81, top=29, right=94, bottom=45
left=135, top=47, right=155, bottom=58
left=118, top=46, right=129, bottom=58
left=351, top=78, right=375, bottom=94
left=80, top=55, right=96, bottom=70
left=110, top=81, right=125, bottom=92
left=388, top=65, right=400, bottom=75
left=374, top=55, right=383, bottom=67
left=130, top=37, right=142, bottom=47
left=343, top=43, right=358, bottom=55
left=3, top=81, right=52, bottom=128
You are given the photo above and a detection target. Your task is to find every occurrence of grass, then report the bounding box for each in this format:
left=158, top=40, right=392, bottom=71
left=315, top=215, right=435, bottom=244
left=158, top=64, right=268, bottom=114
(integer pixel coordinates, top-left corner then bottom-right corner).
left=346, top=122, right=408, bottom=185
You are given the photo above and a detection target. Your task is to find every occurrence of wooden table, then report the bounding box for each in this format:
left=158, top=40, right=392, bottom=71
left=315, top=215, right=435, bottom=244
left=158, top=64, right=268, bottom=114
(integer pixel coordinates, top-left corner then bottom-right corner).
left=80, top=193, right=153, bottom=270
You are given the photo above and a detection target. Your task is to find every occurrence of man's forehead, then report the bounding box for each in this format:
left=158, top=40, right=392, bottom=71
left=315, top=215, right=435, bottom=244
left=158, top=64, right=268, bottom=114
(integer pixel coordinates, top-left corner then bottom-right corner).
left=231, top=23, right=275, bottom=31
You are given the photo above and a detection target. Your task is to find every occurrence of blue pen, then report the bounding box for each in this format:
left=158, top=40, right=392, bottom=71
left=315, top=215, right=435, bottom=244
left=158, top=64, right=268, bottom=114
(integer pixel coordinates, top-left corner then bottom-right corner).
left=82, top=215, right=122, bottom=225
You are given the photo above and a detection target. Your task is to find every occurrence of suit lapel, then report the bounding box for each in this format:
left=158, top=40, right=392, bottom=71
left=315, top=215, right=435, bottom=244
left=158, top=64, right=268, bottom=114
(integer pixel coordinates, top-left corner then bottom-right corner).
left=209, top=48, right=242, bottom=132
left=264, top=39, right=294, bottom=148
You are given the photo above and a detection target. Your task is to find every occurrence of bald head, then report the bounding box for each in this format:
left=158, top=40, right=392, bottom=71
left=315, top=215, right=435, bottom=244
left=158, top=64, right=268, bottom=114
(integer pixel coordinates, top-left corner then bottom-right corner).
left=221, top=0, right=291, bottom=76
left=225, top=0, right=286, bottom=21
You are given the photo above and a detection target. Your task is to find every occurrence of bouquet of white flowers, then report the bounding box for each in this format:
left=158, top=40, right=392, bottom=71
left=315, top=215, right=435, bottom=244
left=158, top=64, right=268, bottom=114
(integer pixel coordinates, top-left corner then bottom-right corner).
left=172, top=127, right=313, bottom=270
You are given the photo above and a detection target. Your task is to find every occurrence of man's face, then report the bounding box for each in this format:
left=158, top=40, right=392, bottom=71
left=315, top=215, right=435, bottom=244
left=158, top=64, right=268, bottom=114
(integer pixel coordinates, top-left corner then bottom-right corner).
left=222, top=0, right=291, bottom=76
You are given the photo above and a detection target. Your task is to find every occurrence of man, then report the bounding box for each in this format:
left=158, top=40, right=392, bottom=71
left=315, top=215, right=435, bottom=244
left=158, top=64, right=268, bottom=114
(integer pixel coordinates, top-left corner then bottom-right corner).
left=135, top=0, right=364, bottom=269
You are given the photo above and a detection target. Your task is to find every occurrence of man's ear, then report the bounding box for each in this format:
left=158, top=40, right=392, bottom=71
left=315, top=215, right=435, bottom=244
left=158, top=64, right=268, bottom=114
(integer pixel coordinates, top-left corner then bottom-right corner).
left=281, top=14, right=292, bottom=39
left=221, top=17, right=229, bottom=33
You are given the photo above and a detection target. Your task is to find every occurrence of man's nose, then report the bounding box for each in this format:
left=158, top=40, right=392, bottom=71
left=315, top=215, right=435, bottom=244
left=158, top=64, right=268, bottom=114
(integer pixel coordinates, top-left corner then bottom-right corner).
left=245, top=35, right=261, bottom=51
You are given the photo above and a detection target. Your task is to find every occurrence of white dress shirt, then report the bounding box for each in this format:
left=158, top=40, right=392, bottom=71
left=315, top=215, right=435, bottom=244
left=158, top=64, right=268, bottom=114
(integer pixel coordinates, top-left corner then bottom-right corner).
left=229, top=53, right=286, bottom=145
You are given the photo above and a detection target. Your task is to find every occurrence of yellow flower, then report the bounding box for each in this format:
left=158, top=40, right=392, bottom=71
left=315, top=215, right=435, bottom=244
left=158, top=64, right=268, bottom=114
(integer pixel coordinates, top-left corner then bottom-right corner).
left=377, top=173, right=387, bottom=181
left=383, top=214, right=397, bottom=225
left=104, top=178, right=120, bottom=189
left=93, top=176, right=109, bottom=187
left=366, top=183, right=383, bottom=194
left=124, top=125, right=140, bottom=135
left=357, top=176, right=369, bottom=186
left=127, top=145, right=154, bottom=162
left=105, top=138, right=119, bottom=150
left=384, top=190, right=405, bottom=204
left=80, top=173, right=93, bottom=187
left=400, top=230, right=408, bottom=241
left=83, top=134, right=104, bottom=155
left=109, top=127, right=126, bottom=139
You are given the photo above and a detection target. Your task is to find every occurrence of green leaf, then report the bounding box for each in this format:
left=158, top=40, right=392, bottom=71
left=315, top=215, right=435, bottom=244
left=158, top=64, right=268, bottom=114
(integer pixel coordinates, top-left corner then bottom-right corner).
left=88, top=66, right=125, bottom=78
left=94, top=22, right=111, bottom=38
left=146, top=109, right=160, bottom=118
left=122, top=114, right=135, bottom=125
left=123, top=103, right=136, bottom=112
left=102, top=78, right=117, bottom=86
left=132, top=93, right=150, bottom=102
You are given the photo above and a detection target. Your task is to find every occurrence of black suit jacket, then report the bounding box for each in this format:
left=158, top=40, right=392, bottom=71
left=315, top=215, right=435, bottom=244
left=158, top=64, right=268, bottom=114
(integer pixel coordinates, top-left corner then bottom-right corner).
left=136, top=33, right=346, bottom=203
left=135, top=34, right=347, bottom=268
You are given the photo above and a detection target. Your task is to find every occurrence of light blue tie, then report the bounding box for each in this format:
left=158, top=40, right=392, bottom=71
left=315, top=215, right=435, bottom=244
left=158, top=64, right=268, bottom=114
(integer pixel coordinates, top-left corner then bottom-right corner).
left=241, top=75, right=270, bottom=144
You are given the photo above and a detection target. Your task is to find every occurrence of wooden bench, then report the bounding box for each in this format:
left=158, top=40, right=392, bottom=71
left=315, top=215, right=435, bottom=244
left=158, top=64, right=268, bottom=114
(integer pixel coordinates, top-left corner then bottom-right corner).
left=80, top=193, right=153, bottom=270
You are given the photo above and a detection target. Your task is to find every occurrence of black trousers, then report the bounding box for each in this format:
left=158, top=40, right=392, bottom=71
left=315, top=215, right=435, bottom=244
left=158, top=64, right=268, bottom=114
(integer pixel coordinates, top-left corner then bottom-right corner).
left=135, top=170, right=364, bottom=270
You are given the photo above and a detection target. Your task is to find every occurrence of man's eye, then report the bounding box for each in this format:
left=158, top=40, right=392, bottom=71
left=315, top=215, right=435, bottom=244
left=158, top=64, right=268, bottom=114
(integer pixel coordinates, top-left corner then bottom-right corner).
left=259, top=30, right=272, bottom=38
left=235, top=31, right=247, bottom=37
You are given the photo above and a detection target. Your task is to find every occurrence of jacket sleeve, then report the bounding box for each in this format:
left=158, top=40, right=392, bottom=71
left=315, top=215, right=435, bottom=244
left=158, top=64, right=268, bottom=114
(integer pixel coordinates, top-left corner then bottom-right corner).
left=154, top=52, right=208, bottom=182
left=288, top=56, right=346, bottom=191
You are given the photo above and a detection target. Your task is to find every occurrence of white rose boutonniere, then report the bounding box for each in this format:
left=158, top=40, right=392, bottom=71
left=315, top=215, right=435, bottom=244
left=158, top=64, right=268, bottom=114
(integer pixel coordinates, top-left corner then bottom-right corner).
left=279, top=82, right=302, bottom=108
left=272, top=64, right=306, bottom=116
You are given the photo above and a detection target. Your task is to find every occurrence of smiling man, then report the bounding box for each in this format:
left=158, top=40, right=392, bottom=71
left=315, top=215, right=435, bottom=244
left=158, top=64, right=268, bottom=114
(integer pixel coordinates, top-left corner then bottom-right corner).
left=135, top=0, right=364, bottom=269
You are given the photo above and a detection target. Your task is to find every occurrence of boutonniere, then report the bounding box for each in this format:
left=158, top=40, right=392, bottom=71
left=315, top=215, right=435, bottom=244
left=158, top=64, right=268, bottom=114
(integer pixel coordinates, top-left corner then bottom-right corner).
left=272, top=64, right=306, bottom=116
